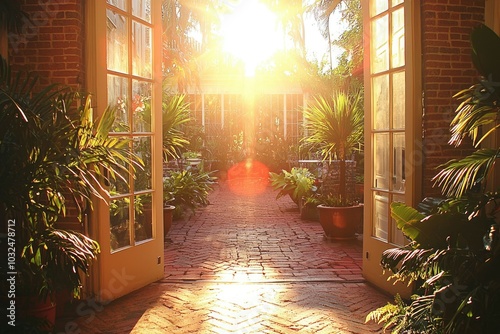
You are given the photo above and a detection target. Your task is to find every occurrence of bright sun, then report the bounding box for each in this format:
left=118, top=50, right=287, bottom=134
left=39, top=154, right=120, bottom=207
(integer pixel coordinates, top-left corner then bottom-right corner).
left=220, top=0, right=283, bottom=76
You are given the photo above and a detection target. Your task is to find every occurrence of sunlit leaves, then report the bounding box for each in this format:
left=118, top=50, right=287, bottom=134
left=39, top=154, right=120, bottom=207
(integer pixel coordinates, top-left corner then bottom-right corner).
left=302, top=90, right=363, bottom=161
left=432, top=149, right=499, bottom=198
left=269, top=167, right=316, bottom=204
left=162, top=93, right=191, bottom=160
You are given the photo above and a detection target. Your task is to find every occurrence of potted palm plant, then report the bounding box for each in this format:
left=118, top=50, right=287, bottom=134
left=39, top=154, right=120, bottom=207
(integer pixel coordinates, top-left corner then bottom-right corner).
left=367, top=24, right=500, bottom=333
left=0, top=57, right=140, bottom=330
left=302, top=89, right=364, bottom=239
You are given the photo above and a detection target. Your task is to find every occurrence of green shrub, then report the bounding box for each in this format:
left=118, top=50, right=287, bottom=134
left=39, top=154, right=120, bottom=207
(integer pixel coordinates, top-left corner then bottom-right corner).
left=269, top=167, right=316, bottom=205
left=163, top=170, right=215, bottom=219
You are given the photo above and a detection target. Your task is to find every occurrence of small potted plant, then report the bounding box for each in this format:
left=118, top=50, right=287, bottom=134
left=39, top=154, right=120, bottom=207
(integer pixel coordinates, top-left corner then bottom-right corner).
left=269, top=167, right=317, bottom=206
left=163, top=169, right=215, bottom=220
left=183, top=151, right=202, bottom=168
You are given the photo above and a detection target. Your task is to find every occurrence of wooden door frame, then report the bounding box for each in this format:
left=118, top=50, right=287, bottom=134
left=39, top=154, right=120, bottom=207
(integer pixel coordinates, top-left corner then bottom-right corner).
left=361, top=0, right=422, bottom=297
left=85, top=0, right=164, bottom=302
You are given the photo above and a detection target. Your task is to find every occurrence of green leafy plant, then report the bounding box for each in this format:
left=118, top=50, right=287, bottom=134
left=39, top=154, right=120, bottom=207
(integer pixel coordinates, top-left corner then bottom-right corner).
left=163, top=170, right=215, bottom=219
left=367, top=199, right=498, bottom=333
left=366, top=25, right=500, bottom=334
left=432, top=24, right=500, bottom=199
left=366, top=294, right=410, bottom=333
left=301, top=90, right=364, bottom=205
left=304, top=193, right=358, bottom=208
left=162, top=93, right=191, bottom=161
left=0, top=55, right=140, bottom=326
left=269, top=167, right=317, bottom=205
left=182, top=151, right=201, bottom=159
left=255, top=133, right=293, bottom=173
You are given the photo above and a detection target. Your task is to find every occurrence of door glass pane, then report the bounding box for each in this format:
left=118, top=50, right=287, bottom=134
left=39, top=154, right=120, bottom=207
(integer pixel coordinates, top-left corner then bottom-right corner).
left=110, top=158, right=131, bottom=195
left=107, top=0, right=127, bottom=11
left=393, top=133, right=405, bottom=192
left=371, top=15, right=389, bottom=74
left=107, top=9, right=128, bottom=74
left=108, top=74, right=130, bottom=132
left=135, top=193, right=152, bottom=242
left=373, top=74, right=389, bottom=130
left=392, top=8, right=405, bottom=68
left=110, top=196, right=131, bottom=251
left=106, top=0, right=156, bottom=254
left=392, top=0, right=403, bottom=6
left=374, top=133, right=389, bottom=190
left=391, top=194, right=406, bottom=245
left=373, top=191, right=389, bottom=241
left=134, top=137, right=152, bottom=191
left=132, top=80, right=152, bottom=132
left=133, top=0, right=151, bottom=23
left=392, top=71, right=405, bottom=129
left=370, top=0, right=388, bottom=16
left=132, top=21, right=152, bottom=78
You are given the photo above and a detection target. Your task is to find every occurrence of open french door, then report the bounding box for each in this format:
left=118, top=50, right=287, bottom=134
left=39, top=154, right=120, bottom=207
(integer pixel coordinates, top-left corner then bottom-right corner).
left=85, top=0, right=164, bottom=302
left=362, top=0, right=421, bottom=297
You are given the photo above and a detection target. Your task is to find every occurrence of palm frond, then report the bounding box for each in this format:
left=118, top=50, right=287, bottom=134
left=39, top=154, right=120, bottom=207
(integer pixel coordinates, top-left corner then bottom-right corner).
left=382, top=246, right=444, bottom=284
left=450, top=83, right=500, bottom=146
left=432, top=148, right=499, bottom=198
left=390, top=202, right=425, bottom=230
left=162, top=94, right=191, bottom=160
left=302, top=90, right=363, bottom=161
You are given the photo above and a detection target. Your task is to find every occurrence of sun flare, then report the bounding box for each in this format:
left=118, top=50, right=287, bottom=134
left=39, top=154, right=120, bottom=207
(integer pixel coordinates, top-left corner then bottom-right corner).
left=220, top=0, right=283, bottom=76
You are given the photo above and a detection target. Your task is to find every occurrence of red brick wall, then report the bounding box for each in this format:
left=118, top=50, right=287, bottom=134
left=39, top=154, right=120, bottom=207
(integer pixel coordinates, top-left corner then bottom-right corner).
left=6, top=0, right=86, bottom=230
left=421, top=0, right=485, bottom=197
left=7, top=0, right=85, bottom=91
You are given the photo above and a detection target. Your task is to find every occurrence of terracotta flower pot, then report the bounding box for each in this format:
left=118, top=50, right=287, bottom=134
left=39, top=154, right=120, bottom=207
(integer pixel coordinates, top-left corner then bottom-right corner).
left=17, top=295, right=57, bottom=330
left=317, top=204, right=363, bottom=240
left=163, top=205, right=175, bottom=239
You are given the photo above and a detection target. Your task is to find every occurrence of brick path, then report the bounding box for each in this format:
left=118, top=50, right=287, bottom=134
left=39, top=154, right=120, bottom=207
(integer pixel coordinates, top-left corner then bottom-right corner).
left=57, top=181, right=391, bottom=333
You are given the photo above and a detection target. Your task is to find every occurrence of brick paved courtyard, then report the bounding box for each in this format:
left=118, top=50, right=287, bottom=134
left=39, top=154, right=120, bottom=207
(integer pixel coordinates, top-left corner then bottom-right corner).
left=56, top=180, right=391, bottom=333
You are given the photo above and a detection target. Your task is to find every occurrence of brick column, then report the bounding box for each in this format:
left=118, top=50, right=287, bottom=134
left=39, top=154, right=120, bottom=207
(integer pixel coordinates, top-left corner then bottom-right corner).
left=8, top=0, right=85, bottom=91
left=420, top=0, right=485, bottom=197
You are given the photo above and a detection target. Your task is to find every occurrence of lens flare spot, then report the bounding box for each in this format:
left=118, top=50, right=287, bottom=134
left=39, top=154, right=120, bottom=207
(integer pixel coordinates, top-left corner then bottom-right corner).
left=227, top=159, right=269, bottom=196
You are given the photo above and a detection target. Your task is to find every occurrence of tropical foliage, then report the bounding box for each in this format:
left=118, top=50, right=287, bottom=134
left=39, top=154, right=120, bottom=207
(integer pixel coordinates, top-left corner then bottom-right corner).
left=304, top=192, right=358, bottom=208
left=162, top=93, right=191, bottom=161
left=302, top=90, right=363, bottom=204
left=366, top=24, right=500, bottom=334
left=0, top=55, right=140, bottom=306
left=433, top=24, right=500, bottom=198
left=269, top=167, right=317, bottom=205
left=295, top=0, right=363, bottom=82
left=163, top=169, right=215, bottom=219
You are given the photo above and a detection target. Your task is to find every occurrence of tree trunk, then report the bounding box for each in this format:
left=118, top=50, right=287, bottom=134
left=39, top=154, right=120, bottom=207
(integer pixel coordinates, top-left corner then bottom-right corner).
left=339, top=159, right=346, bottom=204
